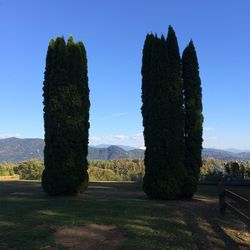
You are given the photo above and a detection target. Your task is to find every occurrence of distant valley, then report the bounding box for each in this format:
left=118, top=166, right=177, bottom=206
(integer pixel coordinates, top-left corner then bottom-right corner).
left=0, top=137, right=250, bottom=162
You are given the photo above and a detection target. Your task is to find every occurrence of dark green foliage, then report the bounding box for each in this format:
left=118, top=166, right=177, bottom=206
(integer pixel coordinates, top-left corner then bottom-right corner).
left=42, top=36, right=90, bottom=195
left=164, top=26, right=186, bottom=198
left=182, top=41, right=203, bottom=197
left=142, top=27, right=186, bottom=199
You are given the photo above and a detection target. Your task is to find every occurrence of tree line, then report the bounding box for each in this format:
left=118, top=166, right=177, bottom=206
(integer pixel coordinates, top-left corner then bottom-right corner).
left=0, top=159, right=144, bottom=182
left=1, top=159, right=249, bottom=183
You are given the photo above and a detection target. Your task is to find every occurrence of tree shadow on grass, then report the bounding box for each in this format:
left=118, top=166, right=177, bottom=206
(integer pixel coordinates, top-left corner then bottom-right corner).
left=0, top=182, right=192, bottom=249
left=181, top=198, right=249, bottom=250
left=0, top=181, right=249, bottom=249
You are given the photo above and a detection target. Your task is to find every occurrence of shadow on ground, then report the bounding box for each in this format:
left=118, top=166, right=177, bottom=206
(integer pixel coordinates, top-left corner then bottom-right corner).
left=0, top=181, right=249, bottom=249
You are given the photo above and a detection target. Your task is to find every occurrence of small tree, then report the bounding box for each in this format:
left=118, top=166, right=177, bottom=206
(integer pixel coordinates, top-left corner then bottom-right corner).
left=224, top=161, right=245, bottom=180
left=42, top=36, right=90, bottom=195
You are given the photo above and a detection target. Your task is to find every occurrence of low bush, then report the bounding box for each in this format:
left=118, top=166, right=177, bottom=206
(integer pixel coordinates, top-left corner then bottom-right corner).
left=88, top=167, right=123, bottom=181
left=89, top=159, right=144, bottom=182
left=0, top=163, right=16, bottom=176
left=14, top=159, right=44, bottom=180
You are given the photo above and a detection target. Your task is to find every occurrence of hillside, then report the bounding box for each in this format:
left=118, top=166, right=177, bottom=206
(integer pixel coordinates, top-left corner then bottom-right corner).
left=202, top=148, right=250, bottom=161
left=0, top=137, right=250, bottom=162
left=0, top=137, right=44, bottom=162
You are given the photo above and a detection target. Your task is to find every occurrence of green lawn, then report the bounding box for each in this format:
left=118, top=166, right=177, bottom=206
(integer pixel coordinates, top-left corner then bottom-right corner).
left=0, top=181, right=249, bottom=249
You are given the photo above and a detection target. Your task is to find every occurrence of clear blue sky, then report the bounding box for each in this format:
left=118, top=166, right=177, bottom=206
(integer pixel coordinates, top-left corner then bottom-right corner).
left=0, top=0, right=249, bottom=149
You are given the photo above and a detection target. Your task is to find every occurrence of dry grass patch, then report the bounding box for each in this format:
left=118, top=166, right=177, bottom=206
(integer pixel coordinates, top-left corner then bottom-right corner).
left=54, top=224, right=126, bottom=250
left=0, top=175, right=19, bottom=180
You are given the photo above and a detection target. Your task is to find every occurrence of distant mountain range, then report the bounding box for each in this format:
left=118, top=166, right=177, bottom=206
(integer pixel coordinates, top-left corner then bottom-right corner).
left=0, top=137, right=250, bottom=162
left=0, top=138, right=144, bottom=162
left=202, top=148, right=250, bottom=161
left=92, top=144, right=137, bottom=151
left=225, top=148, right=250, bottom=153
left=0, top=137, right=44, bottom=162
left=88, top=145, right=144, bottom=160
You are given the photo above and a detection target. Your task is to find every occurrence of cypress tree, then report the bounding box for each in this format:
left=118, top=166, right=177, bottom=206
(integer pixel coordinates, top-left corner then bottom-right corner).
left=142, top=34, right=170, bottom=199
left=142, top=26, right=186, bottom=199
left=163, top=26, right=186, bottom=198
left=42, top=36, right=90, bottom=195
left=182, top=41, right=203, bottom=198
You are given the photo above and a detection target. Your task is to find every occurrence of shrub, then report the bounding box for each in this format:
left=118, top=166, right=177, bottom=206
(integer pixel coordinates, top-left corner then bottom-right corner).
left=0, top=163, right=16, bottom=176
left=204, top=170, right=223, bottom=182
left=14, top=160, right=44, bottom=180
left=200, top=166, right=223, bottom=182
left=88, top=159, right=144, bottom=182
left=88, top=167, right=123, bottom=181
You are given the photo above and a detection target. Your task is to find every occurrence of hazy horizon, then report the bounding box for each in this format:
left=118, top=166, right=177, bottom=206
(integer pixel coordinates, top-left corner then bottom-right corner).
left=1, top=136, right=250, bottom=152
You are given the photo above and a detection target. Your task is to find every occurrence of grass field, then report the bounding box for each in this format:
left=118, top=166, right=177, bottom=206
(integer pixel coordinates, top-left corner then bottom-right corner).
left=0, top=181, right=249, bottom=249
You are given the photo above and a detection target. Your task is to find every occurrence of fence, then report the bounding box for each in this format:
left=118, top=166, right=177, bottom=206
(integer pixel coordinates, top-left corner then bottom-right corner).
left=199, top=173, right=250, bottom=185
left=219, top=182, right=250, bottom=226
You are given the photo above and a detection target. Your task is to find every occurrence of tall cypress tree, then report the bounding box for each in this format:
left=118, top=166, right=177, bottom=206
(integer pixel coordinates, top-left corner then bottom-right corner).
left=164, top=26, right=186, bottom=198
left=142, top=27, right=186, bottom=199
left=142, top=34, right=170, bottom=199
left=42, top=36, right=90, bottom=196
left=182, top=41, right=203, bottom=198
